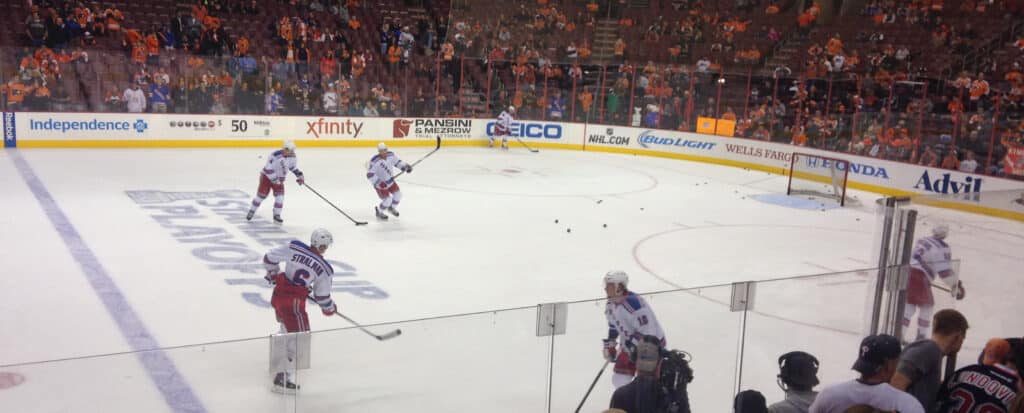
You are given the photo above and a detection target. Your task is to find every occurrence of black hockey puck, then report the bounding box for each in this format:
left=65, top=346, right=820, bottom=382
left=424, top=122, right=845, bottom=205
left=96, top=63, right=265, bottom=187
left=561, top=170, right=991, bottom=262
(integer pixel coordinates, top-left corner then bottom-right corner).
left=603, top=224, right=607, bottom=228
left=596, top=200, right=603, bottom=204
left=640, top=207, right=645, bottom=211
left=567, top=228, right=572, bottom=233
left=554, top=219, right=559, bottom=224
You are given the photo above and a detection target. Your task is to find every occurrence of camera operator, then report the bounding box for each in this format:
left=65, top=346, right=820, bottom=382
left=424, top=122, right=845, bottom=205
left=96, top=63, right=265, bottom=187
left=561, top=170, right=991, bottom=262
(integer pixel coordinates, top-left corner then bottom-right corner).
left=610, top=335, right=694, bottom=413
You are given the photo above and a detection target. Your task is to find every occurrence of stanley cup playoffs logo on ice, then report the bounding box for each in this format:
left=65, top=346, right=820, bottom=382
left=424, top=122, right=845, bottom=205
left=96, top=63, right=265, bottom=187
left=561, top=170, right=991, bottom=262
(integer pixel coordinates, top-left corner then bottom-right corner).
left=124, top=189, right=390, bottom=308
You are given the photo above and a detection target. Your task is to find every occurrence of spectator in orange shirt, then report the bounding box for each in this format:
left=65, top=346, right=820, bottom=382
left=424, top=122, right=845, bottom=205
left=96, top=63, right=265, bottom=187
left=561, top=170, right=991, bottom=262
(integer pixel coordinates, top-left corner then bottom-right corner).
left=948, top=98, right=964, bottom=114
left=236, top=37, right=250, bottom=56
left=578, top=88, right=594, bottom=119
left=614, top=38, right=626, bottom=59
left=721, top=107, right=737, bottom=121
left=826, top=34, right=843, bottom=56
left=579, top=41, right=592, bottom=59
left=387, top=42, right=401, bottom=72
left=320, top=50, right=339, bottom=82
left=941, top=150, right=960, bottom=170
left=348, top=16, right=361, bottom=30
left=797, top=12, right=814, bottom=37
left=145, top=30, right=161, bottom=66
left=104, top=7, right=123, bottom=32
left=791, top=127, right=808, bottom=146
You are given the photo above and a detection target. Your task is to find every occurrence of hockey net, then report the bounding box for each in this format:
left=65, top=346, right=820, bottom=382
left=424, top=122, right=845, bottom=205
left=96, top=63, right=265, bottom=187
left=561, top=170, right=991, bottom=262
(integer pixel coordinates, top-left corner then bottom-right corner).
left=786, top=152, right=849, bottom=206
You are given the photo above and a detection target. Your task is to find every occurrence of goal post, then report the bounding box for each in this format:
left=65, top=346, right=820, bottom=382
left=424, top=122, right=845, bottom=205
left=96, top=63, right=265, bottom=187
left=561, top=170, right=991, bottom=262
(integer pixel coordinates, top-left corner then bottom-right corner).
left=786, top=152, right=849, bottom=206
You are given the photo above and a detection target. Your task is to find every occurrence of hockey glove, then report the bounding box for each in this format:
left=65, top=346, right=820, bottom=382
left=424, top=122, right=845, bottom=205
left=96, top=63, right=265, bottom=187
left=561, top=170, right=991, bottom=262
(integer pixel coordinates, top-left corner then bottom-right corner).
left=295, top=172, right=305, bottom=186
left=264, top=271, right=279, bottom=286
left=953, top=280, right=965, bottom=300
left=321, top=302, right=337, bottom=316
left=403, top=164, right=412, bottom=174
left=603, top=339, right=617, bottom=362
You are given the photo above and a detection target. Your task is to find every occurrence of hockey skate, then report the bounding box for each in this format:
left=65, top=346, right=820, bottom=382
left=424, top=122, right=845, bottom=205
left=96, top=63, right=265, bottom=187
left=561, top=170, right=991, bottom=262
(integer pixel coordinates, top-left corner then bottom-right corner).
left=374, top=207, right=389, bottom=220
left=272, top=373, right=299, bottom=394
left=501, top=140, right=509, bottom=150
left=273, top=215, right=283, bottom=224
left=246, top=210, right=255, bottom=221
left=387, top=206, right=400, bottom=217
left=488, top=139, right=494, bottom=148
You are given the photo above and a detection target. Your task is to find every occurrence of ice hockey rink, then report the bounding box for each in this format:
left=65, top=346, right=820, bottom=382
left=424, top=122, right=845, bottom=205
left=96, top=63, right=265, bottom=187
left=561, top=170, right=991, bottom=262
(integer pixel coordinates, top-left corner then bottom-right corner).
left=1, top=145, right=1022, bottom=412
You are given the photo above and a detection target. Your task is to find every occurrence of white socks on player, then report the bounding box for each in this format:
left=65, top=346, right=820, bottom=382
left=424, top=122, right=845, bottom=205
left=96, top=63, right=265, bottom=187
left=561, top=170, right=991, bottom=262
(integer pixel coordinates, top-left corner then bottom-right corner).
left=273, top=194, right=284, bottom=216
left=902, top=304, right=933, bottom=340
left=380, top=190, right=402, bottom=209
left=250, top=194, right=265, bottom=213
left=611, top=372, right=633, bottom=388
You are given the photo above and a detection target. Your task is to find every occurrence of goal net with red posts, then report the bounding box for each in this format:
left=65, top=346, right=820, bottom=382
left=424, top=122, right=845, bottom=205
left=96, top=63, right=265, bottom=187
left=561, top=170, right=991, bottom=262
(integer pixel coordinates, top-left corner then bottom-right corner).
left=786, top=152, right=849, bottom=206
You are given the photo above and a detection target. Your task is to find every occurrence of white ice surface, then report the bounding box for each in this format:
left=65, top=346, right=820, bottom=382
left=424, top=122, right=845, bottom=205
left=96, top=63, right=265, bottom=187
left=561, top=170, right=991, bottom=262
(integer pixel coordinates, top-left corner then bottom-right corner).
left=0, top=147, right=1021, bottom=412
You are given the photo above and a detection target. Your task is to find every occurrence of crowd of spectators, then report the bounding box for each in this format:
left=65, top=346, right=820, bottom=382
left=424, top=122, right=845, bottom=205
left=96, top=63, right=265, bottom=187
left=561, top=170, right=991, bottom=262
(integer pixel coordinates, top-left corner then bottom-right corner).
left=3, top=0, right=1024, bottom=178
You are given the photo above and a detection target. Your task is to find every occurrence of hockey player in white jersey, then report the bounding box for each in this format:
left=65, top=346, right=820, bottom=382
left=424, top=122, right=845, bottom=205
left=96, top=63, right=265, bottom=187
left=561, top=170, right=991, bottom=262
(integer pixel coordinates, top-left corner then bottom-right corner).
left=247, top=140, right=305, bottom=223
left=264, top=228, right=336, bottom=393
left=903, top=224, right=965, bottom=342
left=603, top=270, right=666, bottom=388
left=491, top=105, right=515, bottom=149
left=367, top=143, right=411, bottom=220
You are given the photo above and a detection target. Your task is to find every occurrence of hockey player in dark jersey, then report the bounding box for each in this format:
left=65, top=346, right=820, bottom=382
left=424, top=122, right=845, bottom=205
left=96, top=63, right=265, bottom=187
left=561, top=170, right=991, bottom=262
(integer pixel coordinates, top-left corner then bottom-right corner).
left=936, top=338, right=1023, bottom=413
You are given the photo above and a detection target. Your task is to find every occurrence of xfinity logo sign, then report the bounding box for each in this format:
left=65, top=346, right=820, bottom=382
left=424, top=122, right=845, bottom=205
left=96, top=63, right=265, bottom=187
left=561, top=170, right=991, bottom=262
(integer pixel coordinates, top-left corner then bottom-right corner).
left=486, top=121, right=562, bottom=139
left=637, top=130, right=716, bottom=150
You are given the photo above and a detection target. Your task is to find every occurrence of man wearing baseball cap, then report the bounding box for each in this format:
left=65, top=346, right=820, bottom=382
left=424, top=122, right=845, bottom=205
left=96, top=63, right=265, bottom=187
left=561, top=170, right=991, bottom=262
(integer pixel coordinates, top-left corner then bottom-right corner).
left=808, top=335, right=924, bottom=413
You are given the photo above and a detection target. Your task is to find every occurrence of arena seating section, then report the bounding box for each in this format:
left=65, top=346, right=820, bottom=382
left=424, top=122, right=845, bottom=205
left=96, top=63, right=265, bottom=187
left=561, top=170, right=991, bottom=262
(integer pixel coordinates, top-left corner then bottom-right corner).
left=2, top=0, right=1024, bottom=178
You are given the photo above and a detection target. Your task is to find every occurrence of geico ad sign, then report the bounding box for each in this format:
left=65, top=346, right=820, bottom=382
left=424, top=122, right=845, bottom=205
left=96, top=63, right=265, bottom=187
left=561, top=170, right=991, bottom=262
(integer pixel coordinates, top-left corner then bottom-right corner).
left=483, top=121, right=563, bottom=139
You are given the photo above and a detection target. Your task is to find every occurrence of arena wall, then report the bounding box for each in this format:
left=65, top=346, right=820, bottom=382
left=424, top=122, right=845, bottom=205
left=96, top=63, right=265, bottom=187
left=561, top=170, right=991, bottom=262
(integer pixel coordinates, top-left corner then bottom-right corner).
left=4, top=111, right=1023, bottom=220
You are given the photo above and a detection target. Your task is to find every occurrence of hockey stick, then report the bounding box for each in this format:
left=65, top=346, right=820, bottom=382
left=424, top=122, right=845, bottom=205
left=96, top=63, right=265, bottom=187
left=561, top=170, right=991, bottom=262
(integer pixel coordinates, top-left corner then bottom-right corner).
left=334, top=312, right=402, bottom=341
left=514, top=136, right=540, bottom=153
left=303, top=183, right=368, bottom=226
left=574, top=361, right=610, bottom=413
left=305, top=296, right=401, bottom=340
left=392, top=136, right=442, bottom=180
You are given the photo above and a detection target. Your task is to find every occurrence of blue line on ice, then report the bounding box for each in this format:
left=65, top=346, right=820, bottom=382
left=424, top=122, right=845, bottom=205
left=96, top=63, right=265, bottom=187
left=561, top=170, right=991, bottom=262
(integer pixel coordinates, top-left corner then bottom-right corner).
left=9, top=150, right=207, bottom=413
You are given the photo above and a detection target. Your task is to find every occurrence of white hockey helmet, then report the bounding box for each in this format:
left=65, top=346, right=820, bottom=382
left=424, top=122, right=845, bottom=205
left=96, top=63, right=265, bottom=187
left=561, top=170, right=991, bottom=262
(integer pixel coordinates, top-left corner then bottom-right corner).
left=310, top=228, right=333, bottom=249
left=508, top=105, right=516, bottom=112
left=604, top=270, right=629, bottom=288
left=377, top=142, right=388, bottom=151
left=283, top=139, right=297, bottom=151
left=932, top=224, right=949, bottom=239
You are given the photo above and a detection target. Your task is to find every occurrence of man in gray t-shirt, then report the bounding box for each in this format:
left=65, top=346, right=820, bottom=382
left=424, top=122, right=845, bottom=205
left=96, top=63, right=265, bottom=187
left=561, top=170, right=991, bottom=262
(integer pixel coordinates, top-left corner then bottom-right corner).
left=891, top=309, right=968, bottom=412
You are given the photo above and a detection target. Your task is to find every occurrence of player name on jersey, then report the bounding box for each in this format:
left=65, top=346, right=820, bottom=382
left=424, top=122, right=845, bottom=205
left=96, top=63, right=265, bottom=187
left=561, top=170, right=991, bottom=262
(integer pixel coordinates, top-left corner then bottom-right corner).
left=290, top=253, right=328, bottom=276
left=955, top=369, right=1018, bottom=406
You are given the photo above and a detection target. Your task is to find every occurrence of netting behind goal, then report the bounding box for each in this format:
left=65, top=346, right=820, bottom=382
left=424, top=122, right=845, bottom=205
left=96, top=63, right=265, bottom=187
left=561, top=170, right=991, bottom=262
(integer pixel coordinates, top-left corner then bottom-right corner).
left=786, top=152, right=849, bottom=206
